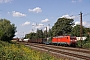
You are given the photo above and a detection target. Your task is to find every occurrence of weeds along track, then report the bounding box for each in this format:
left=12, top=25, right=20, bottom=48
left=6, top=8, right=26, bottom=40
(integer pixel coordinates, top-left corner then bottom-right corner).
left=25, top=43, right=90, bottom=60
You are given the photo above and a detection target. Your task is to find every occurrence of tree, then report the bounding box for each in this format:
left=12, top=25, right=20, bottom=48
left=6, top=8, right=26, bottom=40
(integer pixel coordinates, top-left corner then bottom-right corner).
left=71, top=25, right=86, bottom=36
left=52, top=18, right=74, bottom=36
left=0, top=19, right=16, bottom=42
left=47, top=29, right=52, bottom=37
left=36, top=29, right=43, bottom=38
left=85, top=28, right=90, bottom=34
left=25, top=32, right=37, bottom=39
left=25, top=34, right=31, bottom=39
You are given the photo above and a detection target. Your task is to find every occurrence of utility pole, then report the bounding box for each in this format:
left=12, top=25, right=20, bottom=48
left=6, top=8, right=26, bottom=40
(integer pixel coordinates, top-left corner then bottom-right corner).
left=80, top=12, right=83, bottom=48
left=48, top=24, right=50, bottom=37
left=45, top=26, right=48, bottom=43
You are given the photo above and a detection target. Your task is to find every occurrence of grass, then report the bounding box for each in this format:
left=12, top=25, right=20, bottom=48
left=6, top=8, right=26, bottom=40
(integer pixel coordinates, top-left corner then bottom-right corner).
left=0, top=41, right=63, bottom=60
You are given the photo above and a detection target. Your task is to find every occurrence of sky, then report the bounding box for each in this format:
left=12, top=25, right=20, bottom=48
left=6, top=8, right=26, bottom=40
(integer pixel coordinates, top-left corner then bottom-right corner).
left=0, top=0, right=90, bottom=38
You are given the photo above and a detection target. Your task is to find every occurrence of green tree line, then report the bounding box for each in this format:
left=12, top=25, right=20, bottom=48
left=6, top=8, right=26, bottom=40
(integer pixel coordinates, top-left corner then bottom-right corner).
left=25, top=18, right=90, bottom=39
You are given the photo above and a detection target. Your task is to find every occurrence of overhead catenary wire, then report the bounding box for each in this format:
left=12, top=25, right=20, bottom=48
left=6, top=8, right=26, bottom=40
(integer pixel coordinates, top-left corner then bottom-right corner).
left=83, top=13, right=90, bottom=17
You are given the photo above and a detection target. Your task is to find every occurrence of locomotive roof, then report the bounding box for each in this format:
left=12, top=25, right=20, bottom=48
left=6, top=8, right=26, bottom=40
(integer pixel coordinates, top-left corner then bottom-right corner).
left=53, top=36, right=70, bottom=38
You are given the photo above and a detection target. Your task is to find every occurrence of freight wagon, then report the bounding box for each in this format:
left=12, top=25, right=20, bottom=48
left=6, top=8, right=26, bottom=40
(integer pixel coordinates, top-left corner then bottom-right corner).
left=28, top=38, right=44, bottom=43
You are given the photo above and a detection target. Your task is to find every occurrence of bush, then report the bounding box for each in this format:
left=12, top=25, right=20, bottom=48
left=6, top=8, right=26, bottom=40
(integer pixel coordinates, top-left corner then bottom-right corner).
left=77, top=39, right=90, bottom=49
left=0, top=41, right=58, bottom=60
left=83, top=43, right=90, bottom=49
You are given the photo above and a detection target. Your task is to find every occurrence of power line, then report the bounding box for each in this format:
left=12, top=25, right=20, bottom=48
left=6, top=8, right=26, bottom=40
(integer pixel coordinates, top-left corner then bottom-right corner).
left=83, top=13, right=90, bottom=17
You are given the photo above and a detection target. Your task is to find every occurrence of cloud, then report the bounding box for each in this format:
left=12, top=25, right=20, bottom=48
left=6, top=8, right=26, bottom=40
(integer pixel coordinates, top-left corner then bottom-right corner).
left=44, top=26, right=50, bottom=32
left=75, top=21, right=87, bottom=26
left=75, top=21, right=80, bottom=25
left=12, top=11, right=26, bottom=17
left=41, top=18, right=49, bottom=23
left=31, top=23, right=51, bottom=33
left=60, top=14, right=76, bottom=19
left=0, top=0, right=12, bottom=3
left=15, top=32, right=19, bottom=36
left=35, top=24, right=44, bottom=29
left=75, top=21, right=90, bottom=28
left=7, top=12, right=10, bottom=15
left=22, top=21, right=30, bottom=26
left=71, top=0, right=76, bottom=3
left=71, top=0, right=82, bottom=3
left=28, top=7, right=42, bottom=13
left=32, top=23, right=44, bottom=28
left=15, top=31, right=22, bottom=38
left=31, top=23, right=44, bottom=33
left=78, top=0, right=82, bottom=2
left=28, top=29, right=36, bottom=33
left=15, top=31, right=27, bottom=38
left=32, top=23, right=44, bottom=29
left=32, top=23, right=36, bottom=27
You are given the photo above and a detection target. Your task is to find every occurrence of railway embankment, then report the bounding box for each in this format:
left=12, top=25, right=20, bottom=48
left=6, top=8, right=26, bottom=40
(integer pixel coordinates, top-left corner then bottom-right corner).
left=25, top=43, right=90, bottom=60
left=0, top=41, right=60, bottom=60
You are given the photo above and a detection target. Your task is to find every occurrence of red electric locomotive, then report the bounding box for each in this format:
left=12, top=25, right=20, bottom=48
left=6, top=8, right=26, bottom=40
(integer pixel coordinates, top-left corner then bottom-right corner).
left=52, top=36, right=77, bottom=46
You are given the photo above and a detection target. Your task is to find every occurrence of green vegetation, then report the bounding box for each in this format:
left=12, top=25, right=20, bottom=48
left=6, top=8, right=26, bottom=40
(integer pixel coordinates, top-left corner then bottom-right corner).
left=25, top=18, right=74, bottom=39
left=0, top=19, right=16, bottom=42
left=25, top=17, right=90, bottom=49
left=52, top=18, right=74, bottom=36
left=77, top=41, right=90, bottom=49
left=25, top=17, right=90, bottom=39
left=25, top=29, right=44, bottom=39
left=0, top=41, right=60, bottom=60
left=71, top=25, right=86, bottom=36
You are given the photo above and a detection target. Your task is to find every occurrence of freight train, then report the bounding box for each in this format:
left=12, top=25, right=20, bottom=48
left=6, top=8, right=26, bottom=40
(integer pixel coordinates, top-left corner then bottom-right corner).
left=19, top=35, right=77, bottom=46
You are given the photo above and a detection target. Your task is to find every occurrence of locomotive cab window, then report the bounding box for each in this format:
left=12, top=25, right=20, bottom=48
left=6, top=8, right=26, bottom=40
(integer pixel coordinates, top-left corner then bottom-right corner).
left=67, top=37, right=68, bottom=39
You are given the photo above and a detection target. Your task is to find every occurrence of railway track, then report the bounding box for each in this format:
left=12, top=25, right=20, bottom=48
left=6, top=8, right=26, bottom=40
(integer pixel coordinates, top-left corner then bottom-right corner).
left=25, top=43, right=90, bottom=60
left=30, top=43, right=90, bottom=54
